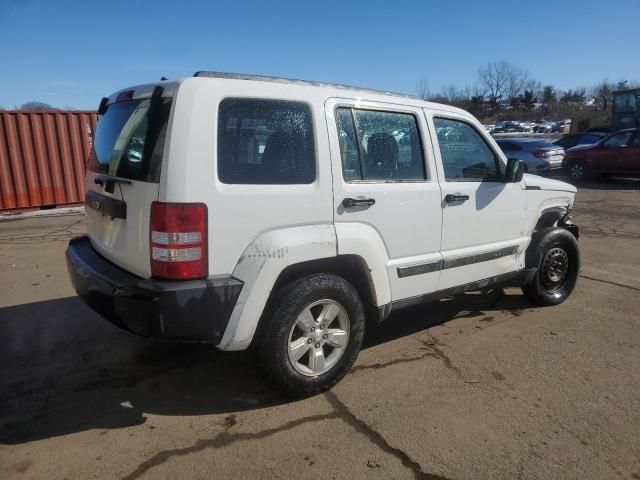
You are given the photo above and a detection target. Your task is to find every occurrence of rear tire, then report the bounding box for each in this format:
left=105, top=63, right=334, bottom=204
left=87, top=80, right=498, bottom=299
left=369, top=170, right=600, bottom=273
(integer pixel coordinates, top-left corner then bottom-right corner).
left=255, top=274, right=365, bottom=396
left=522, top=227, right=580, bottom=306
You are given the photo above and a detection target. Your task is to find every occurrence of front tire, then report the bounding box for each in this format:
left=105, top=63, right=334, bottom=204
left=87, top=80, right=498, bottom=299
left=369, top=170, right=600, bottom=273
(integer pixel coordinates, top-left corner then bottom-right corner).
left=568, top=159, right=589, bottom=181
left=522, top=227, right=580, bottom=306
left=255, top=274, right=365, bottom=396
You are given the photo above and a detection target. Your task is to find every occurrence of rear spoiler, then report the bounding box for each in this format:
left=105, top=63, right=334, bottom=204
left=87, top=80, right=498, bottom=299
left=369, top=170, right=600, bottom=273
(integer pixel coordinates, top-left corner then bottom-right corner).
left=97, top=85, right=166, bottom=116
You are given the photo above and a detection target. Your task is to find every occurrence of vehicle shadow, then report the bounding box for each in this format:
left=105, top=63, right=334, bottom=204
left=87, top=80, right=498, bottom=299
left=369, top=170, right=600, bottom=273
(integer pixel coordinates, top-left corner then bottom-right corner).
left=575, top=177, right=640, bottom=190
left=0, top=289, right=529, bottom=444
left=548, top=172, right=640, bottom=190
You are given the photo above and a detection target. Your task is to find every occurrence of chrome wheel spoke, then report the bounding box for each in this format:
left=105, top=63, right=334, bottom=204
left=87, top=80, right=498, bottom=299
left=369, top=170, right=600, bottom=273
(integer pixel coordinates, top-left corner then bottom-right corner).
left=289, top=337, right=310, bottom=362
left=317, top=302, right=340, bottom=327
left=296, top=307, right=316, bottom=332
left=308, top=347, right=326, bottom=373
left=325, top=328, right=348, bottom=349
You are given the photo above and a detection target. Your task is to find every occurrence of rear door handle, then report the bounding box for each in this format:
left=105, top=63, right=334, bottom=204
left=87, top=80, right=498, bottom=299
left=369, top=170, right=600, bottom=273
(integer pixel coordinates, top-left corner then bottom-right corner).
left=343, top=197, right=376, bottom=208
left=444, top=193, right=470, bottom=203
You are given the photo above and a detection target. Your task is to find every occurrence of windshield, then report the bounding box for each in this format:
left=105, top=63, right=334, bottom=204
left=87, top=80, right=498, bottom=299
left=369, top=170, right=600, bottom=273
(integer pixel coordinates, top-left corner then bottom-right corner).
left=613, top=92, right=638, bottom=114
left=88, top=97, right=172, bottom=182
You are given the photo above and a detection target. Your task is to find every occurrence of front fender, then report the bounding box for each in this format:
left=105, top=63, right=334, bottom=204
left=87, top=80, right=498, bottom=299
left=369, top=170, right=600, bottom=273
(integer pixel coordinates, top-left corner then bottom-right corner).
left=527, top=193, right=574, bottom=237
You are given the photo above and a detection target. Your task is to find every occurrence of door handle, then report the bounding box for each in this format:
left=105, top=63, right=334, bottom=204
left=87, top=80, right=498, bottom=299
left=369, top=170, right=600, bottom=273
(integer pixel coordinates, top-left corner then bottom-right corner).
left=444, top=193, right=470, bottom=203
left=343, top=197, right=376, bottom=208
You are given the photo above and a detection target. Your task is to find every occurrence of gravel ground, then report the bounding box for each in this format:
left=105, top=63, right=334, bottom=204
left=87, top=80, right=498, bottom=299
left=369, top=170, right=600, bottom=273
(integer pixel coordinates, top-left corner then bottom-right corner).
left=1, top=178, right=639, bottom=480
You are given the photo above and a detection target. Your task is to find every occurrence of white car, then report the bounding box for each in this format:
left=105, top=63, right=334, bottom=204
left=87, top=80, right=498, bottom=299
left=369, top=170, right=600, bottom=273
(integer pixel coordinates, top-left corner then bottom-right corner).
left=67, top=72, right=581, bottom=395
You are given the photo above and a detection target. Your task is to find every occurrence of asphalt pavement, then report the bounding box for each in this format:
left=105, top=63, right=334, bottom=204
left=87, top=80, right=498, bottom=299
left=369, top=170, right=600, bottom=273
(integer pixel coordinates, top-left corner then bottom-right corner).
left=1, top=178, right=639, bottom=480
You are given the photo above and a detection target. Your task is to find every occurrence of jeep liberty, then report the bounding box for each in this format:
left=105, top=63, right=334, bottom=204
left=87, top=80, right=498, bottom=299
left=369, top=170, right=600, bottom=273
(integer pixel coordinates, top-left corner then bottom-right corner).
left=67, top=72, right=580, bottom=395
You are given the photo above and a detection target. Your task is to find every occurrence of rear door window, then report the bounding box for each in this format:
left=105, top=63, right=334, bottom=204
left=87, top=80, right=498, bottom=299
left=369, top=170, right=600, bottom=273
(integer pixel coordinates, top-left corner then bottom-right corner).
left=335, top=107, right=426, bottom=182
left=217, top=99, right=315, bottom=184
left=88, top=97, right=172, bottom=182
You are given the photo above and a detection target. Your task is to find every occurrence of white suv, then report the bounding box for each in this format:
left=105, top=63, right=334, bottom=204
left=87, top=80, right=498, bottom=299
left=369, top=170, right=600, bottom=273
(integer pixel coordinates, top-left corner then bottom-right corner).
left=66, top=72, right=580, bottom=395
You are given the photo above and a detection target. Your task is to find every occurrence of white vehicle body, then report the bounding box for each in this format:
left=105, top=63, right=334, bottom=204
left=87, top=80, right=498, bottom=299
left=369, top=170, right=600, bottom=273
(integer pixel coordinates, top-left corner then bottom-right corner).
left=67, top=72, right=578, bottom=353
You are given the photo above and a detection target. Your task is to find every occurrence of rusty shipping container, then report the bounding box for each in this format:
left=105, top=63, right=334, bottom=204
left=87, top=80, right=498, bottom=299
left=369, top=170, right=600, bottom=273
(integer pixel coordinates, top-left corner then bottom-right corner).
left=0, top=110, right=97, bottom=211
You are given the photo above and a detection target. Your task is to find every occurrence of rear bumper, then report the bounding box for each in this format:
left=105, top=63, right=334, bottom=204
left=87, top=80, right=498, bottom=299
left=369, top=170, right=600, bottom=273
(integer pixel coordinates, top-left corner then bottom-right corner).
left=66, top=236, right=243, bottom=344
left=531, top=161, right=563, bottom=172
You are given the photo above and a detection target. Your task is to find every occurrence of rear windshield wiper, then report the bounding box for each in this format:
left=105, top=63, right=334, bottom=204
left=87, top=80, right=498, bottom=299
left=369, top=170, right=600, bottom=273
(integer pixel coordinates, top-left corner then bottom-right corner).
left=94, top=174, right=132, bottom=193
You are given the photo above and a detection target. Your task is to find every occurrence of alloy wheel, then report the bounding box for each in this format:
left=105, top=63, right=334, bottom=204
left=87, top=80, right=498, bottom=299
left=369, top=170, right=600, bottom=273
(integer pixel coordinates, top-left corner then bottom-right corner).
left=570, top=162, right=584, bottom=179
left=287, top=299, right=350, bottom=376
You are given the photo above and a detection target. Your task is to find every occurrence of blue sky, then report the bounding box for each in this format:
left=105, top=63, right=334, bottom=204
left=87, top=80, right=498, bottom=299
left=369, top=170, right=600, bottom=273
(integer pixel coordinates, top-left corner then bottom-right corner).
left=1, top=0, right=638, bottom=109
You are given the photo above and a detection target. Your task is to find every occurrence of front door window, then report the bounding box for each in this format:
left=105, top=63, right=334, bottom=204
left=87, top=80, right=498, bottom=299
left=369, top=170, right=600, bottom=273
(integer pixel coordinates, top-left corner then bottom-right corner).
left=433, top=117, right=502, bottom=181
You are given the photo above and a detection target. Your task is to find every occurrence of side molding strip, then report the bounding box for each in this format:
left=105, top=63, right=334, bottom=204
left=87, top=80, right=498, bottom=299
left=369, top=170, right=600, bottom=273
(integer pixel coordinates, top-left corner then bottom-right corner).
left=442, top=245, right=519, bottom=270
left=396, top=245, right=520, bottom=278
left=397, top=260, right=443, bottom=278
left=390, top=268, right=536, bottom=313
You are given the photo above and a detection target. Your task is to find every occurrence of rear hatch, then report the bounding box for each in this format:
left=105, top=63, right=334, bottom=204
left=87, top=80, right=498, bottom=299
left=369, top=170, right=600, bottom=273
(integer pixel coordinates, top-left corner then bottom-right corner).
left=85, top=86, right=173, bottom=278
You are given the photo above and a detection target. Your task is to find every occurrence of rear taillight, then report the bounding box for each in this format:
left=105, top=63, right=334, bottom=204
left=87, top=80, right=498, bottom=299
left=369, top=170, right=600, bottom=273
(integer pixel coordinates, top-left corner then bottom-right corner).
left=533, top=150, right=549, bottom=158
left=150, top=202, right=208, bottom=280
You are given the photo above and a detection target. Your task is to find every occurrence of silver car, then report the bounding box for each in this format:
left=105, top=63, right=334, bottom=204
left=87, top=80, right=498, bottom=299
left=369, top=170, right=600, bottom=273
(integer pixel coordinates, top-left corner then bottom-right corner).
left=496, top=138, right=565, bottom=173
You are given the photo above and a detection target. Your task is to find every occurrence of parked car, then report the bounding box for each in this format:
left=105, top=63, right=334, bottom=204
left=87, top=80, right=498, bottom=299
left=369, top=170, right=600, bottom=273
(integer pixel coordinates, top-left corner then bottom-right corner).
left=483, top=124, right=495, bottom=133
left=66, top=72, right=580, bottom=395
left=517, top=122, right=533, bottom=133
left=563, top=128, right=640, bottom=180
left=534, top=122, right=553, bottom=133
left=551, top=122, right=565, bottom=133
left=553, top=132, right=606, bottom=151
left=496, top=138, right=565, bottom=173
left=494, top=120, right=525, bottom=133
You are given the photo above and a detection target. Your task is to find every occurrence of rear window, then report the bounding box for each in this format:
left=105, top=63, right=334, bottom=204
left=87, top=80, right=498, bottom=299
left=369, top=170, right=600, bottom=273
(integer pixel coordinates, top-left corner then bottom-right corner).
left=217, top=98, right=315, bottom=184
left=497, top=141, right=520, bottom=151
left=88, top=97, right=172, bottom=183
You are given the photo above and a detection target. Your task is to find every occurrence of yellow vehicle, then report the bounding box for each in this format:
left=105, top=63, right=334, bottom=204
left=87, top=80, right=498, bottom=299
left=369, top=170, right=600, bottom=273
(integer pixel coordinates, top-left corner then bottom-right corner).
left=611, top=88, right=640, bottom=130
left=571, top=89, right=640, bottom=134
left=570, top=105, right=611, bottom=134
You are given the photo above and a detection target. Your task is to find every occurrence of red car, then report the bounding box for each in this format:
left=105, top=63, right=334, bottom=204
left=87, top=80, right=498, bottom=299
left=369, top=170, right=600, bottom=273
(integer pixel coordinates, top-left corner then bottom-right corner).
left=563, top=128, right=640, bottom=180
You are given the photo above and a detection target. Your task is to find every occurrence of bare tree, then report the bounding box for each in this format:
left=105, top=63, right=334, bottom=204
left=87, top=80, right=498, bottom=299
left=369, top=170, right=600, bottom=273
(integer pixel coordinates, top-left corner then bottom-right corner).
left=478, top=61, right=512, bottom=112
left=441, top=83, right=460, bottom=103
left=524, top=79, right=542, bottom=99
left=418, top=62, right=635, bottom=121
left=617, top=80, right=630, bottom=90
left=505, top=65, right=530, bottom=103
left=591, top=79, right=615, bottom=109
left=459, top=85, right=485, bottom=117
left=416, top=79, right=431, bottom=100
left=593, top=79, right=613, bottom=98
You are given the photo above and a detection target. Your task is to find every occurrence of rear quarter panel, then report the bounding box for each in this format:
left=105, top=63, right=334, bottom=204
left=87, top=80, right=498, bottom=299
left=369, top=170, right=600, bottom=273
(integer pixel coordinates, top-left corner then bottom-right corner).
left=160, top=78, right=335, bottom=276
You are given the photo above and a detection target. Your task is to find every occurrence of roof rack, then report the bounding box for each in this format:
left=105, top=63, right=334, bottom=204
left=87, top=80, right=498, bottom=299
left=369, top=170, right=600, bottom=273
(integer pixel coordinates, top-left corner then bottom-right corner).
left=192, top=71, right=420, bottom=100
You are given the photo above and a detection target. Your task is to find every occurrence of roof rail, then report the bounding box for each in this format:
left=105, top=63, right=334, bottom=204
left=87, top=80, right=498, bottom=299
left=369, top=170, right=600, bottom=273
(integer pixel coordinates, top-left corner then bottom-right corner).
left=192, top=71, right=420, bottom=100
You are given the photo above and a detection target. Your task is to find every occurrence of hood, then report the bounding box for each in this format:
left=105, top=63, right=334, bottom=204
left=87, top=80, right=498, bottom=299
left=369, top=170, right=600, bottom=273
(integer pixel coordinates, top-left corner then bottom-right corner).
left=523, top=174, right=577, bottom=193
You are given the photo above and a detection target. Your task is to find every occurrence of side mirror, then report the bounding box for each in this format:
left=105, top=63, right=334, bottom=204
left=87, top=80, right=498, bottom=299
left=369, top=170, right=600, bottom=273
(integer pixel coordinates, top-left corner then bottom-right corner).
left=505, top=158, right=524, bottom=183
